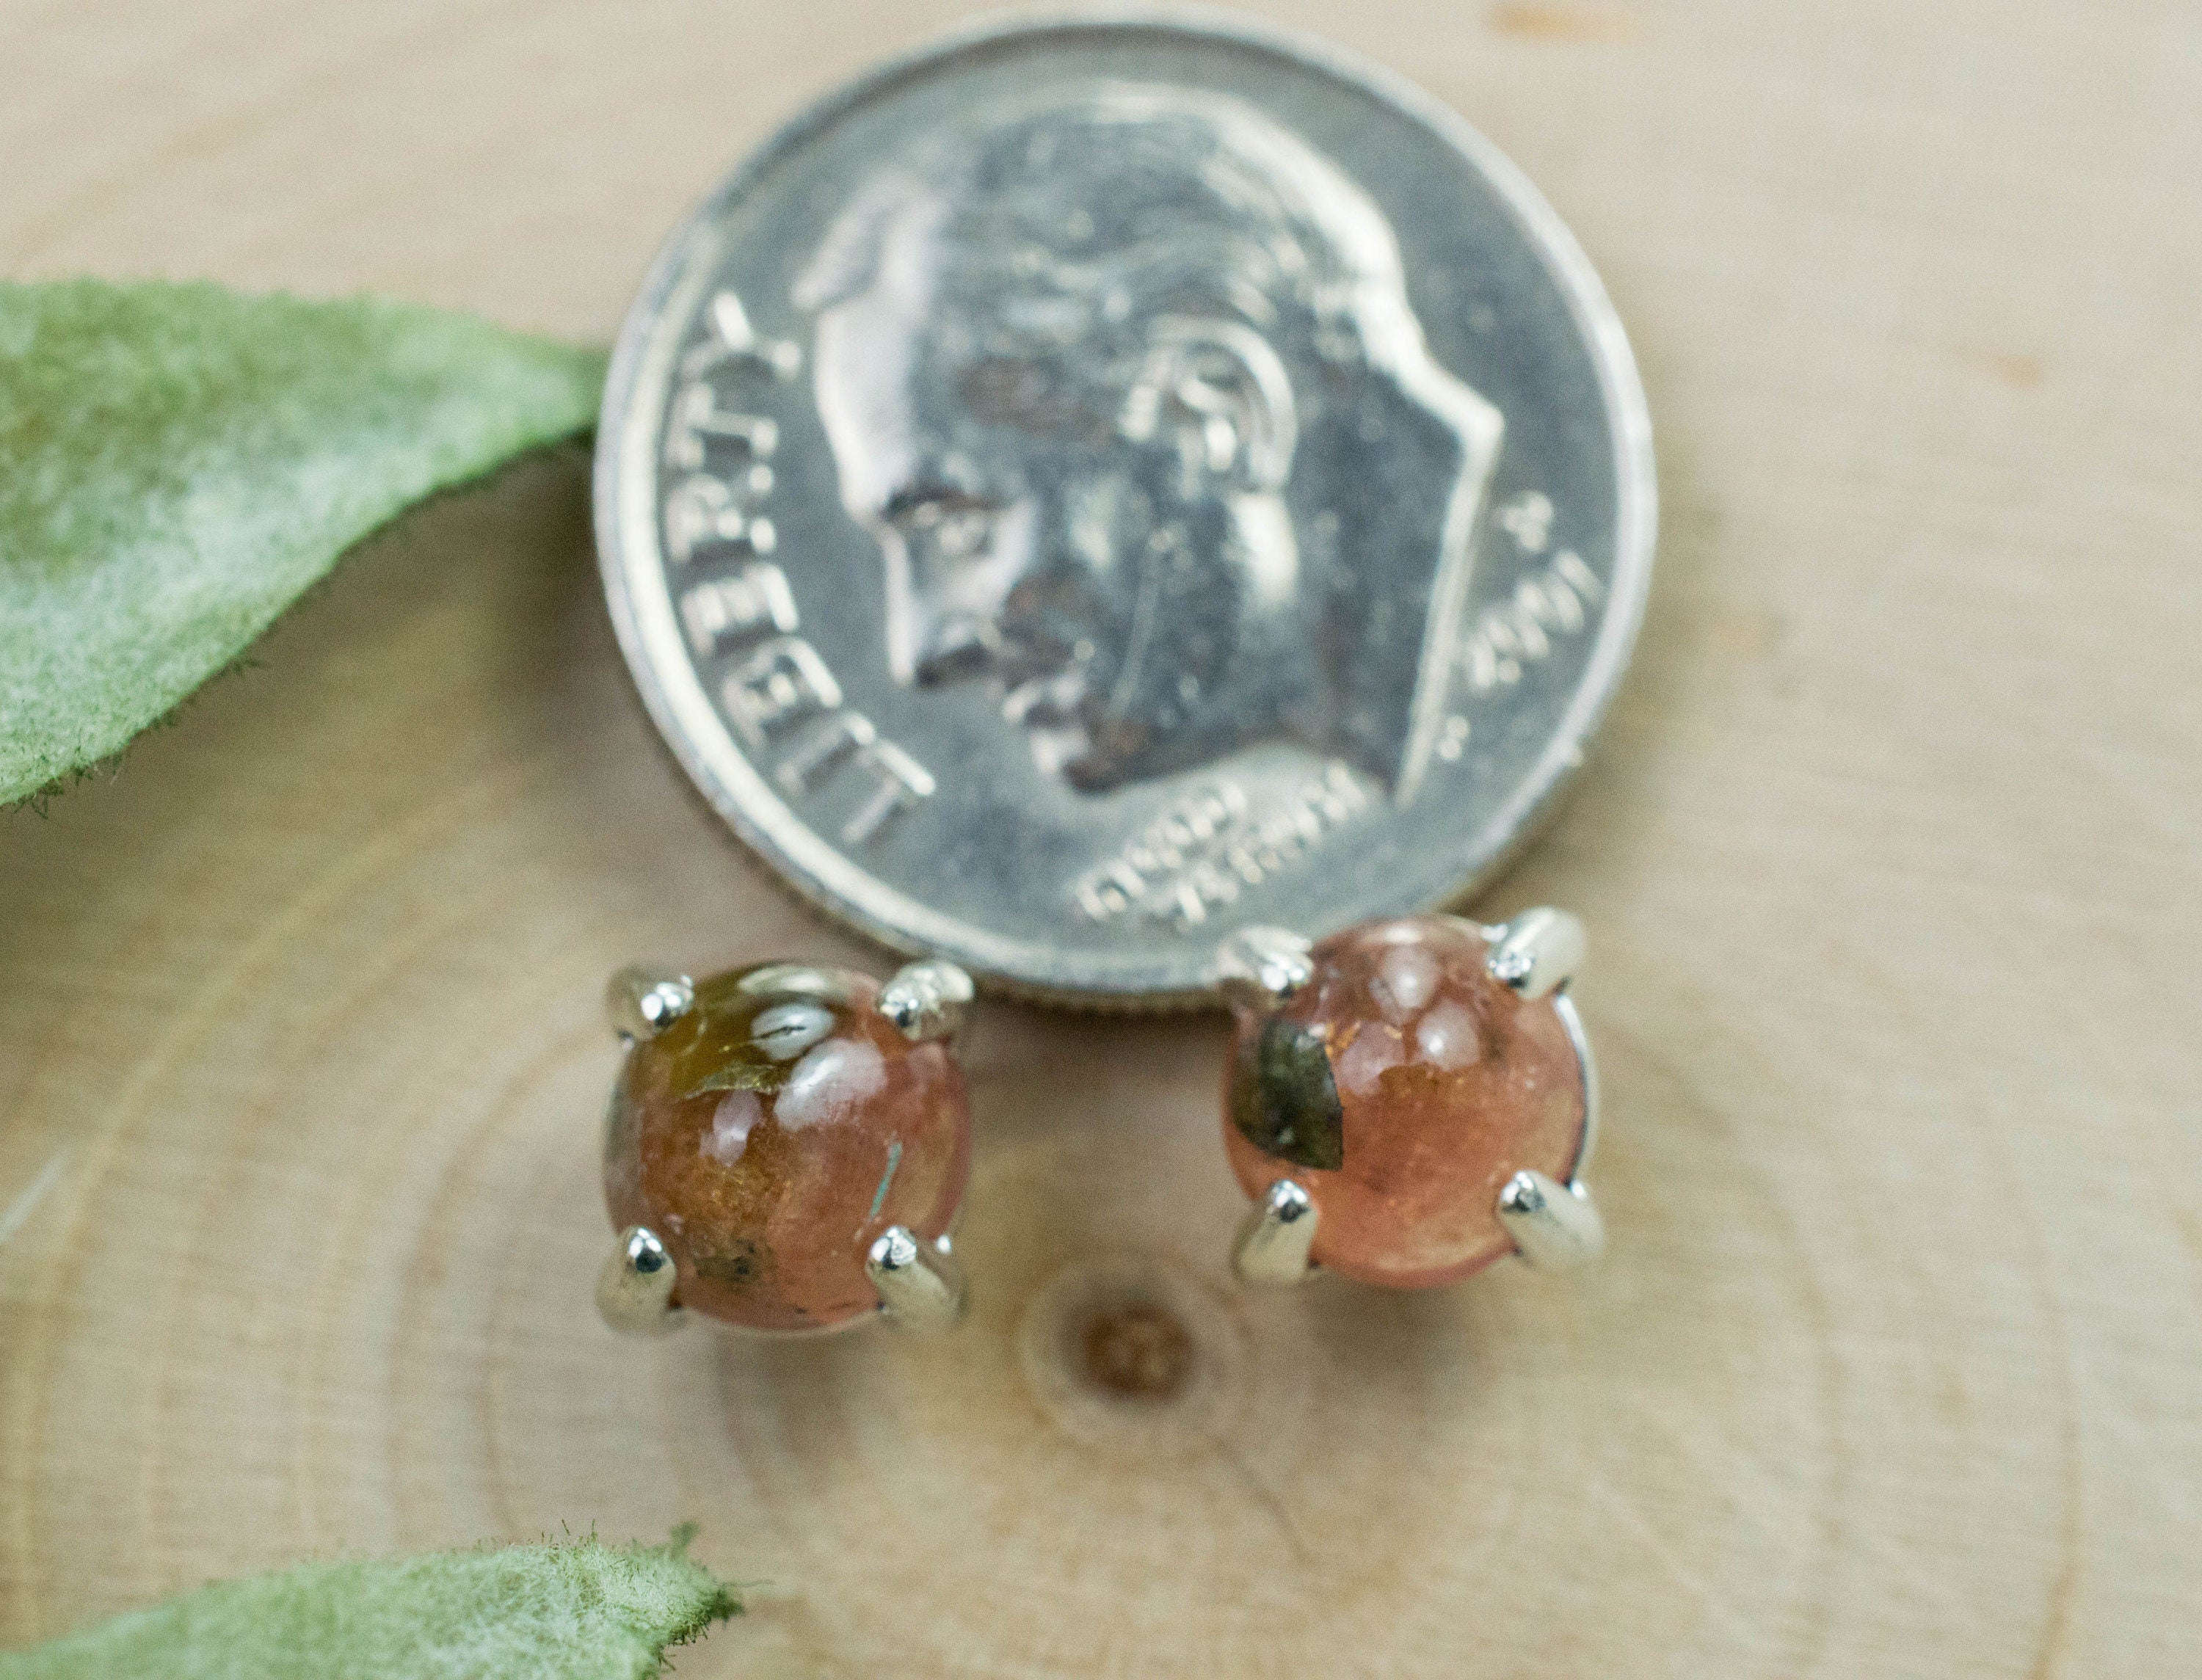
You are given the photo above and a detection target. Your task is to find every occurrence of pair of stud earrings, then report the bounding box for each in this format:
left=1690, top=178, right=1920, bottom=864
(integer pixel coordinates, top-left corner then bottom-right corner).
left=595, top=909, right=1603, bottom=1339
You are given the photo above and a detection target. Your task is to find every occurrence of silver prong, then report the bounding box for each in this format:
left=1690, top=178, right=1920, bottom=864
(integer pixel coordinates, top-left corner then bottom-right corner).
left=1484, top=907, right=1585, bottom=1000
left=606, top=964, right=694, bottom=1041
left=1213, top=926, right=1315, bottom=1013
left=597, top=1226, right=686, bottom=1334
left=1497, top=1170, right=1605, bottom=1268
left=876, top=960, right=975, bottom=1044
left=865, top=1226, right=967, bottom=1331
left=1232, top=1178, right=1319, bottom=1285
left=736, top=962, right=852, bottom=1004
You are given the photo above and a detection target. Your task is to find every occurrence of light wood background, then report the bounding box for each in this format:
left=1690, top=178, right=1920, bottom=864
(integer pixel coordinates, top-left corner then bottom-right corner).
left=4, top=1, right=2199, bottom=1674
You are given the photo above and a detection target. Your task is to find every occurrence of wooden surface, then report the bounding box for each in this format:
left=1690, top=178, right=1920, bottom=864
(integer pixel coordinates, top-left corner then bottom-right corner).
left=4, top=2, right=2200, bottom=1674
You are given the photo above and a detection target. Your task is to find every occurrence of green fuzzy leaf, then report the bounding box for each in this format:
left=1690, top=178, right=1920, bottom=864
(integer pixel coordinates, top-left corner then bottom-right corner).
left=0, top=1535, right=739, bottom=1680
left=0, top=278, right=607, bottom=805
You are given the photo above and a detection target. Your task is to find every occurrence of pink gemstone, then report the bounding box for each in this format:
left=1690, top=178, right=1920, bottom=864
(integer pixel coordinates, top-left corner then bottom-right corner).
left=603, top=964, right=970, bottom=1331
left=1221, top=917, right=1585, bottom=1287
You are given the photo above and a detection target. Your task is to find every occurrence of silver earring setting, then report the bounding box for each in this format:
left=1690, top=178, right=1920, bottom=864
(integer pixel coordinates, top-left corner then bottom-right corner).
left=597, top=956, right=975, bottom=1337
left=1216, top=909, right=1604, bottom=1290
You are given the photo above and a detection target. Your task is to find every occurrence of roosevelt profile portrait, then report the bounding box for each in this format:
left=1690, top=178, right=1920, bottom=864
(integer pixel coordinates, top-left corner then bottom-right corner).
left=796, top=83, right=1502, bottom=801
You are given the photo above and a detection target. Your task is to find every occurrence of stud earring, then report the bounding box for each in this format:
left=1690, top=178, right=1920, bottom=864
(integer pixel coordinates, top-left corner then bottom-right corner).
left=595, top=956, right=975, bottom=1336
left=1214, top=909, right=1603, bottom=1288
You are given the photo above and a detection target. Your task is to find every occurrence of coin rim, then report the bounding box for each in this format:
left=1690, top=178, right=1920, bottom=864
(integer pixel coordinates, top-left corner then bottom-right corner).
left=595, top=6, right=1658, bottom=1008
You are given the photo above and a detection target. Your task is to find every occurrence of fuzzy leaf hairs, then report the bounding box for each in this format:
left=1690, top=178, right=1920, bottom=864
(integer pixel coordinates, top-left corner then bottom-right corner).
left=0, top=279, right=606, bottom=805
left=0, top=1535, right=738, bottom=1680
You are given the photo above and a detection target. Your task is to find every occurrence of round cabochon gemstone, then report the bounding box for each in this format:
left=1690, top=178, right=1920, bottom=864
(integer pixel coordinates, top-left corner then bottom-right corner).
left=603, top=963, right=970, bottom=1331
left=1222, top=917, right=1585, bottom=1287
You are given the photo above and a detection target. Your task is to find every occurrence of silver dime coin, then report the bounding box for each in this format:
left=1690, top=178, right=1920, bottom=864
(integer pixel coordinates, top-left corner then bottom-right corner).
left=596, top=13, right=1655, bottom=1006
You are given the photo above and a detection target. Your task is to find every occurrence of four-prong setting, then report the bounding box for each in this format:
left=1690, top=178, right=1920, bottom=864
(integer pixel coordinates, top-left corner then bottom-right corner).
left=605, top=964, right=694, bottom=1042
left=878, top=959, right=975, bottom=1045
left=1232, top=1178, right=1319, bottom=1286
left=597, top=1225, right=685, bottom=1335
left=598, top=956, right=973, bottom=1336
left=1218, top=912, right=1607, bottom=1292
left=865, top=1225, right=969, bottom=1331
left=1480, top=907, right=1585, bottom=1000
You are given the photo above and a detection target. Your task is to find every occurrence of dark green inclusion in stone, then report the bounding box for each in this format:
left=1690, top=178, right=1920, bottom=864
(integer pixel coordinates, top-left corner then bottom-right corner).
left=1230, top=1014, right=1345, bottom=1171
